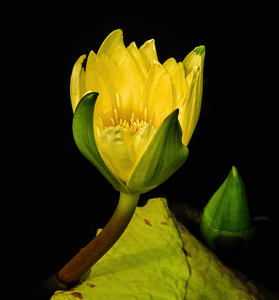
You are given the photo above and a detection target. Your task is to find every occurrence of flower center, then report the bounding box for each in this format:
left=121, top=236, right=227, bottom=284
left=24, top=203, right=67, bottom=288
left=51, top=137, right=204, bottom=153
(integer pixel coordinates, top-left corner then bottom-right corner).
left=108, top=109, right=151, bottom=134
left=104, top=94, right=153, bottom=134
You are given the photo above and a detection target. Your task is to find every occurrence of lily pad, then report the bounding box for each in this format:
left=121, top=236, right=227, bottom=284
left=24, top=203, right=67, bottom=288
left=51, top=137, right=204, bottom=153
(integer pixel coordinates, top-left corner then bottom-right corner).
left=51, top=198, right=276, bottom=300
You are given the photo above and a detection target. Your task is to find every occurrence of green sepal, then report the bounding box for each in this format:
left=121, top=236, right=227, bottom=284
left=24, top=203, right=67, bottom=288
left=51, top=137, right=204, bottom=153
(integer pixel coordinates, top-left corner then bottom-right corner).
left=72, top=92, right=129, bottom=194
left=127, top=109, right=189, bottom=194
left=200, top=166, right=255, bottom=261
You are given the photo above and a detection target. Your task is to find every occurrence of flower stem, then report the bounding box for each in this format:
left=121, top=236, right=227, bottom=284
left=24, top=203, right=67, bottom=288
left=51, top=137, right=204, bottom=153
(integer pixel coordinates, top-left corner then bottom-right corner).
left=56, top=192, right=140, bottom=289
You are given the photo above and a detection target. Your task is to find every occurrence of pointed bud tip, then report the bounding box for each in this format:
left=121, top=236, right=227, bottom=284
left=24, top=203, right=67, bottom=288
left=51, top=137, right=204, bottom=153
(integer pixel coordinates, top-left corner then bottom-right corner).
left=231, top=166, right=239, bottom=177
left=194, top=45, right=205, bottom=55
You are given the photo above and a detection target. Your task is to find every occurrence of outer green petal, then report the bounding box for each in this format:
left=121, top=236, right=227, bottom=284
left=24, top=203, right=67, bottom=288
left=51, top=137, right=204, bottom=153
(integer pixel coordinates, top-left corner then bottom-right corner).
left=97, top=29, right=124, bottom=57
left=182, top=46, right=205, bottom=129
left=72, top=92, right=129, bottom=193
left=127, top=109, right=189, bottom=194
left=201, top=166, right=253, bottom=231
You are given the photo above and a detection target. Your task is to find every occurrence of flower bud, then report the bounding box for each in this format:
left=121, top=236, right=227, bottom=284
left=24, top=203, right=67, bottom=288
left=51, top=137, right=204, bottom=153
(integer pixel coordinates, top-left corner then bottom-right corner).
left=200, top=166, right=255, bottom=262
left=71, top=30, right=205, bottom=195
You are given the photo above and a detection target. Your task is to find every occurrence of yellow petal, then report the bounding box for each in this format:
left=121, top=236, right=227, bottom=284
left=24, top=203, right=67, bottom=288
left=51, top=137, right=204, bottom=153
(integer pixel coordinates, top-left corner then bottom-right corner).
left=85, top=51, right=99, bottom=91
left=183, top=46, right=205, bottom=128
left=139, top=39, right=158, bottom=71
left=149, top=72, right=173, bottom=129
left=178, top=66, right=200, bottom=146
left=141, top=62, right=172, bottom=129
left=163, top=57, right=177, bottom=73
left=80, top=67, right=86, bottom=101
left=183, top=46, right=204, bottom=76
left=97, top=29, right=124, bottom=57
left=85, top=54, right=120, bottom=127
left=168, top=62, right=187, bottom=109
left=125, top=124, right=157, bottom=165
left=127, top=42, right=148, bottom=82
left=140, top=62, right=166, bottom=118
left=95, top=54, right=119, bottom=104
left=111, top=43, right=144, bottom=121
left=97, top=126, right=134, bottom=184
left=93, top=111, right=104, bottom=142
left=70, top=54, right=86, bottom=112
left=93, top=75, right=115, bottom=127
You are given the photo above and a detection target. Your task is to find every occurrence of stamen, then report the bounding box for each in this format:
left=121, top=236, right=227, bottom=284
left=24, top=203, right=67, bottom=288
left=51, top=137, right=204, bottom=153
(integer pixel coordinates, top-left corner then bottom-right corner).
left=114, top=108, right=119, bottom=125
left=110, top=118, right=115, bottom=127
left=130, top=113, right=134, bottom=126
left=144, top=108, right=147, bottom=122
left=105, top=107, right=154, bottom=134
left=116, top=93, right=120, bottom=109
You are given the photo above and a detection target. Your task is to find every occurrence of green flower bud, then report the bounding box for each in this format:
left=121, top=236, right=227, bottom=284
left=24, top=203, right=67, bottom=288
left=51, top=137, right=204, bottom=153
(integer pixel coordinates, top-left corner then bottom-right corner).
left=200, top=166, right=255, bottom=262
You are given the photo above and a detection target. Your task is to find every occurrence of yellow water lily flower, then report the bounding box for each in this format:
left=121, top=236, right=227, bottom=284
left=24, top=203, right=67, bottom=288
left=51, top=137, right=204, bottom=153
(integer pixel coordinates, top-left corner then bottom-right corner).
left=71, top=29, right=205, bottom=195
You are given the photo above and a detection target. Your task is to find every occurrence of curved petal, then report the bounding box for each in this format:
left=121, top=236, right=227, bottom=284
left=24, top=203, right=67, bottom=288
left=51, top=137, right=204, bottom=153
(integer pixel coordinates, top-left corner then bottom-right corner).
left=95, top=54, right=119, bottom=113
left=72, top=92, right=129, bottom=193
left=88, top=74, right=114, bottom=127
left=111, top=43, right=144, bottom=121
left=97, top=126, right=134, bottom=185
left=179, top=67, right=200, bottom=146
left=70, top=54, right=86, bottom=112
left=148, top=70, right=173, bottom=129
left=163, top=57, right=177, bottom=73
left=139, top=39, right=158, bottom=72
left=183, top=45, right=205, bottom=130
left=97, top=29, right=124, bottom=57
left=127, top=42, right=148, bottom=82
left=127, top=109, right=189, bottom=194
left=125, top=124, right=157, bottom=165
left=168, top=62, right=187, bottom=109
left=84, top=51, right=99, bottom=90
left=140, top=62, right=172, bottom=127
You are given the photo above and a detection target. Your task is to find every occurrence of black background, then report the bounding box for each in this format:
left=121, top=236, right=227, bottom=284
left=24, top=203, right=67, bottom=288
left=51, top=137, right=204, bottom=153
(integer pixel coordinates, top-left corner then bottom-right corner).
left=4, top=1, right=278, bottom=296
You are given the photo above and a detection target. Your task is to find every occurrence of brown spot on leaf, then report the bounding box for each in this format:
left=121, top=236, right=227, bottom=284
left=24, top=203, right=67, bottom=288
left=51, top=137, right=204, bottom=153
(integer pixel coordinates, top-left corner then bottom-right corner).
left=161, top=222, right=167, bottom=225
left=86, top=283, right=95, bottom=288
left=181, top=247, right=192, bottom=257
left=71, top=292, right=83, bottom=299
left=180, top=226, right=186, bottom=232
left=144, top=219, right=152, bottom=226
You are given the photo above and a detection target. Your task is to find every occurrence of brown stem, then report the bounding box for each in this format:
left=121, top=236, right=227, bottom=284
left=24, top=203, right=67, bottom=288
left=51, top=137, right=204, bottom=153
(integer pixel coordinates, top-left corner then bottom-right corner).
left=56, top=192, right=140, bottom=289
left=253, top=216, right=270, bottom=222
left=170, top=202, right=200, bottom=225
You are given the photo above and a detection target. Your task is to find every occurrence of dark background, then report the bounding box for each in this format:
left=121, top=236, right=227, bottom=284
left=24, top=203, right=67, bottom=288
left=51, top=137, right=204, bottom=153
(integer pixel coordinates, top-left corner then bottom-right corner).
left=5, top=1, right=278, bottom=296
